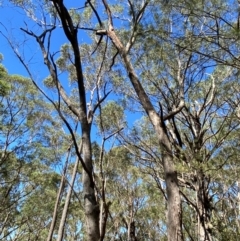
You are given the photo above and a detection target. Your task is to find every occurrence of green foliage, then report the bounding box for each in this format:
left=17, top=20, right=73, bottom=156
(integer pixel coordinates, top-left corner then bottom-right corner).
left=0, top=61, right=72, bottom=240
left=1, top=0, right=240, bottom=240
left=0, top=64, right=10, bottom=96
left=95, top=101, right=125, bottom=133
left=43, top=75, right=55, bottom=89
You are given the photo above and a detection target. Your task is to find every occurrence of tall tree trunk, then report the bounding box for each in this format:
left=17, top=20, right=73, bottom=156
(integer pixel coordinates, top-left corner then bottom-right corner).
left=57, top=154, right=79, bottom=241
left=47, top=144, right=72, bottom=241
left=163, top=153, right=182, bottom=241
left=82, top=127, right=100, bottom=241
left=196, top=172, right=213, bottom=241
left=104, top=24, right=183, bottom=240
left=48, top=2, right=101, bottom=240
left=129, top=221, right=137, bottom=241
left=154, top=119, right=183, bottom=241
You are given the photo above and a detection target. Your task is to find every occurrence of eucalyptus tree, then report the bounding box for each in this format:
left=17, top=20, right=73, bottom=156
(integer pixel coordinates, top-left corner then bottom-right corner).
left=0, top=61, right=69, bottom=240
left=0, top=1, right=202, bottom=240
left=92, top=99, right=163, bottom=240
left=1, top=1, right=114, bottom=240
left=152, top=1, right=240, bottom=239
left=104, top=147, right=164, bottom=241
left=97, top=1, right=240, bottom=241
left=92, top=139, right=166, bottom=241
left=120, top=65, right=240, bottom=241
left=2, top=0, right=240, bottom=241
left=97, top=2, right=185, bottom=239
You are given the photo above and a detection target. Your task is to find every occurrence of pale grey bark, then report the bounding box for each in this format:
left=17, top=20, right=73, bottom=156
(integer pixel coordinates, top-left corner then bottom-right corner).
left=101, top=1, right=183, bottom=240
left=57, top=142, right=82, bottom=241
left=47, top=144, right=72, bottom=241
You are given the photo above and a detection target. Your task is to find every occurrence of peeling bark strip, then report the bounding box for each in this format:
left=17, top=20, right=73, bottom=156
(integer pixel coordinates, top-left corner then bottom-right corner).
left=101, top=1, right=183, bottom=240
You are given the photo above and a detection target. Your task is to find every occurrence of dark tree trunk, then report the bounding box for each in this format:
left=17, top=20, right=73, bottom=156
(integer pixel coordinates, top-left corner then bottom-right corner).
left=197, top=172, right=213, bottom=241
left=82, top=127, right=100, bottom=241
left=130, top=221, right=137, bottom=241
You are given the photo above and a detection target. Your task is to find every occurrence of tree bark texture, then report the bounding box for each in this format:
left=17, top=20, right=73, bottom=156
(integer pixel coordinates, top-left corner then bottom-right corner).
left=105, top=23, right=183, bottom=241
left=197, top=172, right=213, bottom=241
left=129, top=221, right=137, bottom=241
left=50, top=1, right=101, bottom=240
left=82, top=127, right=100, bottom=241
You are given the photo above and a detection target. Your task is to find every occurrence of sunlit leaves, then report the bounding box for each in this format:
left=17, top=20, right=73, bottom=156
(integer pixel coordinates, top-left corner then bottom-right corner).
left=95, top=101, right=125, bottom=133
left=0, top=64, right=10, bottom=96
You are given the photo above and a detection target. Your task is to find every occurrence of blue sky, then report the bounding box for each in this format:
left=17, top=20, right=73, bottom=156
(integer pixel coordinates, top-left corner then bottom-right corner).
left=0, top=4, right=27, bottom=75
left=0, top=2, right=143, bottom=147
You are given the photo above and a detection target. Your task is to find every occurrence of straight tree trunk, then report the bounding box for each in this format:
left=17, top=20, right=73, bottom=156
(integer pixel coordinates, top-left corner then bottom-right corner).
left=105, top=24, right=183, bottom=240
left=82, top=127, right=100, bottom=241
left=49, top=2, right=101, bottom=240
left=47, top=145, right=72, bottom=241
left=129, top=221, right=137, bottom=241
left=196, top=172, right=212, bottom=241
left=153, top=117, right=183, bottom=241
left=57, top=154, right=79, bottom=241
